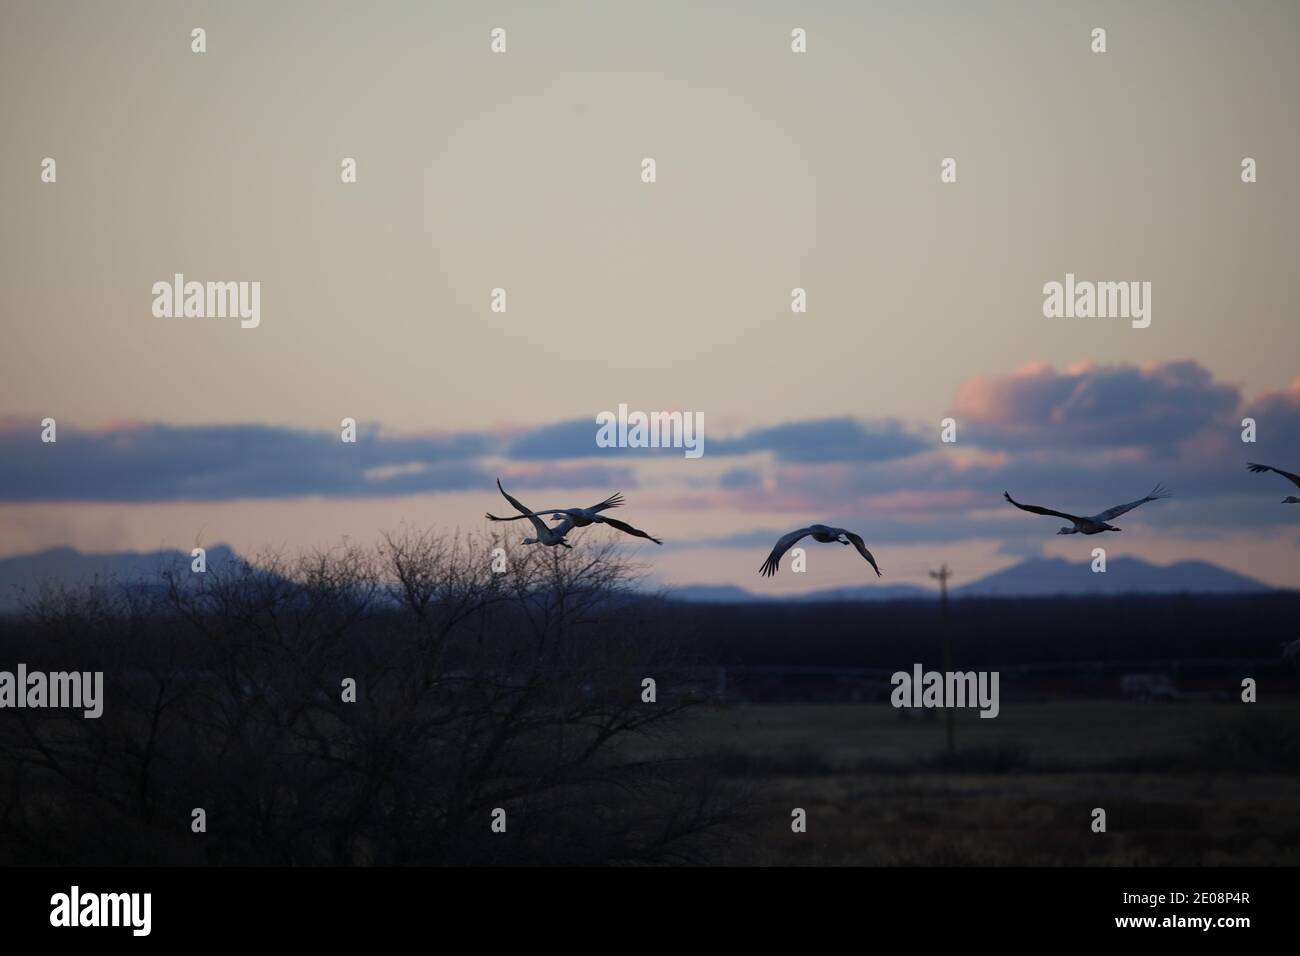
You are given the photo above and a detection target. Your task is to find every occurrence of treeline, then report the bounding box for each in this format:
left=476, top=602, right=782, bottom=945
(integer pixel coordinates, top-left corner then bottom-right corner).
left=654, top=592, right=1300, bottom=669
left=0, top=533, right=739, bottom=866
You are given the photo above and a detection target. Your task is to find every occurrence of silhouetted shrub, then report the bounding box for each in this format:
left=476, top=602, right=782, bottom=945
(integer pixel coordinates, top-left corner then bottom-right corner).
left=0, top=532, right=741, bottom=865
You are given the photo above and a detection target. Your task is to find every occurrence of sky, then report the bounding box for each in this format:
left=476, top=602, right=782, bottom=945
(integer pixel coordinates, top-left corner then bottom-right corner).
left=1, top=0, right=1298, bottom=592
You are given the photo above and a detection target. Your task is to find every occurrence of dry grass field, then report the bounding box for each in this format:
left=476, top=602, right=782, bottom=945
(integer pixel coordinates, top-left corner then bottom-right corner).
left=643, top=700, right=1300, bottom=865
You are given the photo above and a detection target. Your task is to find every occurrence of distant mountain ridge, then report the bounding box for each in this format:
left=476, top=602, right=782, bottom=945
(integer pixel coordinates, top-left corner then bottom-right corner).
left=0, top=545, right=242, bottom=613
left=667, top=555, right=1275, bottom=603
left=0, top=547, right=1279, bottom=614
left=953, top=556, right=1270, bottom=598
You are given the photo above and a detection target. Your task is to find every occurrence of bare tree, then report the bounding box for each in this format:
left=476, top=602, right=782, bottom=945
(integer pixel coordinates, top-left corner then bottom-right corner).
left=0, top=531, right=741, bottom=865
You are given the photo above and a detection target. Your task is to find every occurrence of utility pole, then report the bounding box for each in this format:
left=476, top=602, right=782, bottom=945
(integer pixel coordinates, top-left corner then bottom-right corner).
left=929, top=563, right=954, bottom=755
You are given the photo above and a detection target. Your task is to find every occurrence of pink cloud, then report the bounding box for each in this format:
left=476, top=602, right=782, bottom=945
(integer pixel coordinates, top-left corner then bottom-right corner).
left=951, top=360, right=1239, bottom=450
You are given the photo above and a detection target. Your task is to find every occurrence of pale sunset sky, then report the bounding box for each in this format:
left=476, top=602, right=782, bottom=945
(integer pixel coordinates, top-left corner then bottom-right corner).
left=2, top=1, right=1298, bottom=591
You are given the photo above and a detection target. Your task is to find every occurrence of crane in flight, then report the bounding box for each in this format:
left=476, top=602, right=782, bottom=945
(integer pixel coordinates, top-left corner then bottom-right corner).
left=759, top=525, right=881, bottom=577
left=1246, top=463, right=1300, bottom=503
left=1003, top=484, right=1171, bottom=535
left=487, top=479, right=663, bottom=545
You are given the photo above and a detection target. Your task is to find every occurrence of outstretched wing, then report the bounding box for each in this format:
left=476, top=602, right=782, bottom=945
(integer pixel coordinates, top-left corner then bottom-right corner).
left=1091, top=483, right=1171, bottom=523
left=493, top=479, right=549, bottom=536
left=597, top=515, right=662, bottom=545
left=1003, top=492, right=1080, bottom=523
left=487, top=509, right=570, bottom=522
left=844, top=532, right=882, bottom=577
left=1248, top=463, right=1300, bottom=489
left=759, top=528, right=812, bottom=577
left=585, top=491, right=625, bottom=514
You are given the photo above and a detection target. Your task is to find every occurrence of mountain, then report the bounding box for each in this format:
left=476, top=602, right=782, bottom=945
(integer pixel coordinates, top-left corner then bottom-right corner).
left=666, top=556, right=1274, bottom=603
left=953, top=556, right=1272, bottom=598
left=0, top=545, right=242, bottom=613
left=665, top=584, right=765, bottom=603
left=0, top=548, right=1278, bottom=615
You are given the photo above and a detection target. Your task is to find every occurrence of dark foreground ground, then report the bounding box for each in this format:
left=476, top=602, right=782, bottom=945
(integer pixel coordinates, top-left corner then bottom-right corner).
left=1, top=542, right=1296, bottom=865
left=645, top=699, right=1300, bottom=865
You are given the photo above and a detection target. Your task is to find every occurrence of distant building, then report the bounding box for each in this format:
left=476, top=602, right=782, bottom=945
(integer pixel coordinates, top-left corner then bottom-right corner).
left=1120, top=673, right=1176, bottom=701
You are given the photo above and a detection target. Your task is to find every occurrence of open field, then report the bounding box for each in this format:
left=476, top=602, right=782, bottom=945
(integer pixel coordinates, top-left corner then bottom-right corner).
left=5, top=564, right=1297, bottom=865
left=648, top=700, right=1300, bottom=865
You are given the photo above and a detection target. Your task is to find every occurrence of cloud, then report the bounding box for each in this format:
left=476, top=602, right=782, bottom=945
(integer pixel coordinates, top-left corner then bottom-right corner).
left=952, top=360, right=1239, bottom=452
left=506, top=415, right=926, bottom=463
left=717, top=418, right=926, bottom=463
left=719, top=467, right=762, bottom=489
left=641, top=362, right=1291, bottom=537
left=0, top=422, right=492, bottom=501
left=0, top=418, right=652, bottom=503
left=0, top=362, right=1274, bottom=532
left=505, top=419, right=607, bottom=460
left=1244, top=377, right=1300, bottom=450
